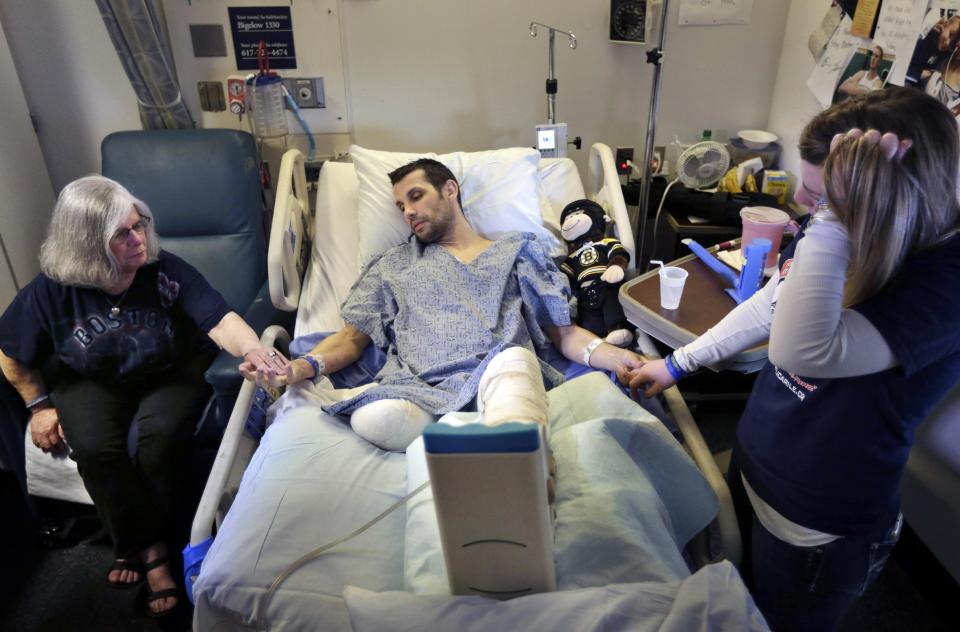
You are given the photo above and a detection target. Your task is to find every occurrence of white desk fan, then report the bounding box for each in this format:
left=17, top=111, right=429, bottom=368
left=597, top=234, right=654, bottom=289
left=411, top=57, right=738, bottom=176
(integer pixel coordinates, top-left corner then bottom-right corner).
left=649, top=140, right=731, bottom=265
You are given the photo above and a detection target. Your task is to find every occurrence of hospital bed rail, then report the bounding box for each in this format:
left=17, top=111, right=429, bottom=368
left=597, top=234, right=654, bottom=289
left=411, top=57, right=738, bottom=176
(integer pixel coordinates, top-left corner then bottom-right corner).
left=268, top=148, right=313, bottom=311
left=588, top=143, right=636, bottom=266
left=635, top=331, right=742, bottom=567
left=190, top=325, right=291, bottom=546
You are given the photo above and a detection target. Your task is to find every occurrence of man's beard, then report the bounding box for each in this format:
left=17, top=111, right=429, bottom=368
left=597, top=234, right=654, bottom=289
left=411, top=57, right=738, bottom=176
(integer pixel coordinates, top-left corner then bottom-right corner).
left=411, top=208, right=452, bottom=244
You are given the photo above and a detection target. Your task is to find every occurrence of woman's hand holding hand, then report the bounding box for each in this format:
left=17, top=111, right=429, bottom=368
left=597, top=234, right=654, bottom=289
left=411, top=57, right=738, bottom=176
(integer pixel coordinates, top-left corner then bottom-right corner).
left=617, top=358, right=675, bottom=399
left=239, top=346, right=291, bottom=387
left=615, top=350, right=646, bottom=375
left=30, top=407, right=66, bottom=453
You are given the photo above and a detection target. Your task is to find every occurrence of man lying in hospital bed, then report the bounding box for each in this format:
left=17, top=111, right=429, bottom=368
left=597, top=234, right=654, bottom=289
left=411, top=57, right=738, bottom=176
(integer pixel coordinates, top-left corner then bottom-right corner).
left=192, top=146, right=767, bottom=630
left=244, top=157, right=645, bottom=450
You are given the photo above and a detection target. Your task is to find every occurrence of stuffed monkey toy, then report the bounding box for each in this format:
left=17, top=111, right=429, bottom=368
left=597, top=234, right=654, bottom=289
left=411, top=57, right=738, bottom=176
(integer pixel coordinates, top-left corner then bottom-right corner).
left=558, top=200, right=633, bottom=347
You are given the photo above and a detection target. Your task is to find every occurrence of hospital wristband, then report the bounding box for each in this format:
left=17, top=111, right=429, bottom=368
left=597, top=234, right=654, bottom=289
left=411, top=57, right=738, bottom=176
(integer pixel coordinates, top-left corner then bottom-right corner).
left=25, top=393, right=51, bottom=411
left=664, top=353, right=688, bottom=382
left=301, top=354, right=325, bottom=383
left=582, top=338, right=604, bottom=368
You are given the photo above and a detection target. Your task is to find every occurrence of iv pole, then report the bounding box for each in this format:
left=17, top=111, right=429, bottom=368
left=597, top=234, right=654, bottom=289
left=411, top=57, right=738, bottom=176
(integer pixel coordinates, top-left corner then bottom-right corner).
left=636, top=0, right=671, bottom=270
left=529, top=22, right=577, bottom=124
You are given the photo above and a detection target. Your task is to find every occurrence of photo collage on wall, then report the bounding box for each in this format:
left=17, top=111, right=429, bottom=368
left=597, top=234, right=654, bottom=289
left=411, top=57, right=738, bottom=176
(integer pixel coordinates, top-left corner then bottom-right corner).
left=808, top=1, right=960, bottom=118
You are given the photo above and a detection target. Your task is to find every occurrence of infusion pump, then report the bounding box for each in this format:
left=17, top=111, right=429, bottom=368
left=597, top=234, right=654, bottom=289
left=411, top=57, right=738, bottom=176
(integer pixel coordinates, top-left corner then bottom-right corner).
left=536, top=123, right=568, bottom=159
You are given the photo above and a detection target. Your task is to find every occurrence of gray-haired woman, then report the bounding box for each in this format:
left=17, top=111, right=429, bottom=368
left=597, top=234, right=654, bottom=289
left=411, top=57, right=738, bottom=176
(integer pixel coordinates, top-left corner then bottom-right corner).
left=0, top=175, right=287, bottom=618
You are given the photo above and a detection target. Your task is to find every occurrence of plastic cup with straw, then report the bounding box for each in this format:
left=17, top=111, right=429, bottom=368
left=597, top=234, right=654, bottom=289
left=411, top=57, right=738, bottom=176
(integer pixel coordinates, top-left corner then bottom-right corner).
left=650, top=260, right=688, bottom=310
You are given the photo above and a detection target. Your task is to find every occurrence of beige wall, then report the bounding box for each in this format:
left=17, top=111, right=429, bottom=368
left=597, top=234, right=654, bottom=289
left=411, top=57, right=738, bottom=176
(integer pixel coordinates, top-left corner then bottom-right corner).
left=1, top=0, right=791, bottom=189
left=0, top=15, right=55, bottom=310
left=0, top=0, right=140, bottom=193
left=341, top=0, right=791, bottom=175
left=766, top=0, right=832, bottom=190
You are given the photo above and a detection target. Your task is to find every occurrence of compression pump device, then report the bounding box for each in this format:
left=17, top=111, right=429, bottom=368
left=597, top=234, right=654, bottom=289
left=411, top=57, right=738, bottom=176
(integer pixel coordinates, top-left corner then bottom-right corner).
left=423, top=421, right=557, bottom=598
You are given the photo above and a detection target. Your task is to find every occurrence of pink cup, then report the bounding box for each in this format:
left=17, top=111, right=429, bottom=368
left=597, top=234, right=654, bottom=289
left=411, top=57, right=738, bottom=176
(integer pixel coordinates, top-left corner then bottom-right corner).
left=740, top=206, right=790, bottom=268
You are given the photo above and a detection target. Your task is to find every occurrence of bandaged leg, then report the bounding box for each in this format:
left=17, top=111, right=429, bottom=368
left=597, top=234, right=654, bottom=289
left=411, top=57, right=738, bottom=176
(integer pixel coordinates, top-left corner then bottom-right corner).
left=477, top=347, right=549, bottom=428
left=350, top=399, right=437, bottom=452
left=478, top=347, right=557, bottom=509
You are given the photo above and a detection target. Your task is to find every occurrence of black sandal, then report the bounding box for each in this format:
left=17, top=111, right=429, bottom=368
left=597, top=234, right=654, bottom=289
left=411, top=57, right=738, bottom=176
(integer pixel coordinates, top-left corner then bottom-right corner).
left=106, top=558, right=144, bottom=589
left=143, top=555, right=179, bottom=618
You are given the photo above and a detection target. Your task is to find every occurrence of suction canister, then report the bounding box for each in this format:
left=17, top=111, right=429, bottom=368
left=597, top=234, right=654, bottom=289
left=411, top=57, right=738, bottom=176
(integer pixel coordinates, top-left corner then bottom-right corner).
left=246, top=74, right=288, bottom=138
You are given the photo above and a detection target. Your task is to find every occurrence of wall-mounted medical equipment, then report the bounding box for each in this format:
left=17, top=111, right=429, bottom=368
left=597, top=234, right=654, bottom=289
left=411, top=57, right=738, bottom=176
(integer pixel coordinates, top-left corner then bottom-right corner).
left=529, top=22, right=581, bottom=159
left=610, top=0, right=664, bottom=45
left=246, top=42, right=288, bottom=139
left=424, top=422, right=556, bottom=598
left=227, top=75, right=247, bottom=116
left=282, top=77, right=325, bottom=109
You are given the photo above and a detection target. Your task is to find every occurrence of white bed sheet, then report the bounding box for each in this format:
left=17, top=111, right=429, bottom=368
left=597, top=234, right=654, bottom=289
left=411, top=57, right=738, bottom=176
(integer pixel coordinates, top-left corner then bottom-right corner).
left=193, top=401, right=406, bottom=631
left=193, top=375, right=755, bottom=631
left=344, top=561, right=769, bottom=632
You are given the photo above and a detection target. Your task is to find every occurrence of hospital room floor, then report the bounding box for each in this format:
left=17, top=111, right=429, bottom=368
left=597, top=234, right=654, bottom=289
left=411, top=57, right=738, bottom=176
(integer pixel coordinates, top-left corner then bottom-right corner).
left=1, top=400, right=956, bottom=632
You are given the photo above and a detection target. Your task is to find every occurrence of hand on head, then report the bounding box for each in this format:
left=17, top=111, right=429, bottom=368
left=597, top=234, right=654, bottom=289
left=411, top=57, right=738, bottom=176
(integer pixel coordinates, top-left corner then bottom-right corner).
left=829, top=128, right=912, bottom=161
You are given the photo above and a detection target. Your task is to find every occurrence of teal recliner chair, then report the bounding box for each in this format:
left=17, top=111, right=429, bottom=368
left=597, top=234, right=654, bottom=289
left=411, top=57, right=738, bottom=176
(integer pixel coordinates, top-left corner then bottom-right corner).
left=101, top=129, right=293, bottom=439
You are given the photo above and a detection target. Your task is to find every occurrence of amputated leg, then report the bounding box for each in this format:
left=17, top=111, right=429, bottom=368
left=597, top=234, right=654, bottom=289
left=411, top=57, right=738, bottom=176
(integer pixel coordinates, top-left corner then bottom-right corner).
left=350, top=398, right=437, bottom=452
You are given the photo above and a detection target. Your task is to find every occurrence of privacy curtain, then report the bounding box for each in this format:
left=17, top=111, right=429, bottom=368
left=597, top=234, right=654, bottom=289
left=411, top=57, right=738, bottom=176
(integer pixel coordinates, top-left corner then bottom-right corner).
left=96, top=0, right=195, bottom=129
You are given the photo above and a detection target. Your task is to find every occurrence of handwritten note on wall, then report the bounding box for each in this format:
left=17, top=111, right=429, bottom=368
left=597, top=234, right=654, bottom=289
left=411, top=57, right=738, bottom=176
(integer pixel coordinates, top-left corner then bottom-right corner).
left=874, top=0, right=928, bottom=86
left=678, top=0, right=754, bottom=26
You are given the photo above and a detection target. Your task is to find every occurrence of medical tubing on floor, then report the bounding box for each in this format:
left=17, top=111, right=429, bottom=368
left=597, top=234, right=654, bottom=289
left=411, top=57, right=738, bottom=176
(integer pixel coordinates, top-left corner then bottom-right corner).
left=255, top=480, right=431, bottom=632
left=283, top=87, right=316, bottom=161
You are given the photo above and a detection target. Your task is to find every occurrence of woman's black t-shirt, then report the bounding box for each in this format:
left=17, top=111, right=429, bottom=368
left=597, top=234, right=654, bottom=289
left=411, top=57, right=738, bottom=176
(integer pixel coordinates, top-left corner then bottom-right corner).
left=0, top=250, right=230, bottom=386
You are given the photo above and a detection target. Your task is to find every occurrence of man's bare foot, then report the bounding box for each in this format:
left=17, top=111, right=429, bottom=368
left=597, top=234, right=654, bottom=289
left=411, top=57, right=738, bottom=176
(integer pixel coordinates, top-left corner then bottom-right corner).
left=140, top=542, right=178, bottom=617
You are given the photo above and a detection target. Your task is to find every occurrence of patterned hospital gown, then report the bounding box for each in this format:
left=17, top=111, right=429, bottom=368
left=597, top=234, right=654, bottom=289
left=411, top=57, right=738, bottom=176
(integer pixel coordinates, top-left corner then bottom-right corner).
left=323, top=232, right=572, bottom=416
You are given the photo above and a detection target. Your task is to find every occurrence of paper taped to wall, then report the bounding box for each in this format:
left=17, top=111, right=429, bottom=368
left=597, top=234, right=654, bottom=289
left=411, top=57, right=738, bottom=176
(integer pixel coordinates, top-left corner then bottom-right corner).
left=678, top=0, right=754, bottom=26
left=806, top=16, right=863, bottom=108
left=809, top=4, right=843, bottom=62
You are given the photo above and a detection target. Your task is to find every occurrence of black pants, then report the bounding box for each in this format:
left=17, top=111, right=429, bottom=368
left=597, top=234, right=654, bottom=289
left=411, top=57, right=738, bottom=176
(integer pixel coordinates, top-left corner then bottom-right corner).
left=52, top=350, right=215, bottom=558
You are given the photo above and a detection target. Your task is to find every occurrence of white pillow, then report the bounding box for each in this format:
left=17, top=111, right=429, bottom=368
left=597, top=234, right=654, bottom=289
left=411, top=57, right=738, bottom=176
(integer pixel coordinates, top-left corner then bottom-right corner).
left=350, top=145, right=563, bottom=267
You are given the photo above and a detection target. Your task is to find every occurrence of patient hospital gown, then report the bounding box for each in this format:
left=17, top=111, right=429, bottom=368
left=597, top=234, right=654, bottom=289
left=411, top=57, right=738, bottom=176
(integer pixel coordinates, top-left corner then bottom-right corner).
left=324, top=232, right=572, bottom=416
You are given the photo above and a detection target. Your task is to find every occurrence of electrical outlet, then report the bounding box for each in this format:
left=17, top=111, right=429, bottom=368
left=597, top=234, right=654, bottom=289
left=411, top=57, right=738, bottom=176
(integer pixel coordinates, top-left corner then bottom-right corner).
left=282, top=77, right=326, bottom=109
left=615, top=147, right=634, bottom=175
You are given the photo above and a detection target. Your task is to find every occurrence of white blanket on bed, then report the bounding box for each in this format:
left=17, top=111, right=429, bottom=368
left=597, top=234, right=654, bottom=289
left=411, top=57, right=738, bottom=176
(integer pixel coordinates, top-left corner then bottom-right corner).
left=344, top=560, right=769, bottom=632
left=194, top=373, right=749, bottom=632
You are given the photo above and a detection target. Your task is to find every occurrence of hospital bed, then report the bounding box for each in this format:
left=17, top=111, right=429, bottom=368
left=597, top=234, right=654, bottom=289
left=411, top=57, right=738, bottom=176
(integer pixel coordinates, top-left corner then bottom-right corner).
left=187, top=144, right=765, bottom=631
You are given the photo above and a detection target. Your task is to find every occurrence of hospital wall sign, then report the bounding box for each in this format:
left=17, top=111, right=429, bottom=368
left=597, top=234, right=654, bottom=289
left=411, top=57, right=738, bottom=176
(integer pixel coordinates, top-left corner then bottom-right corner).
left=229, top=6, right=297, bottom=70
